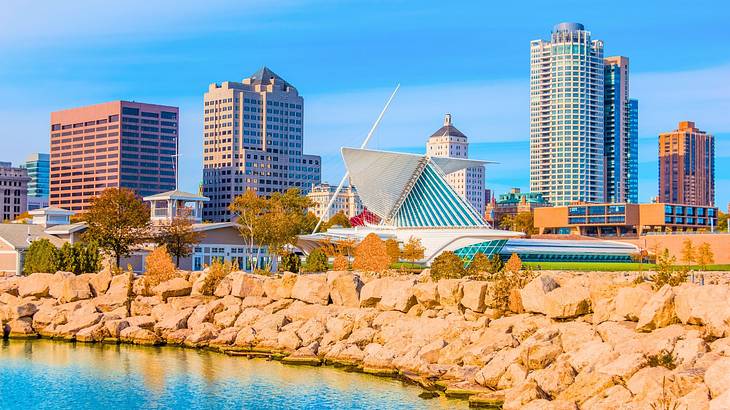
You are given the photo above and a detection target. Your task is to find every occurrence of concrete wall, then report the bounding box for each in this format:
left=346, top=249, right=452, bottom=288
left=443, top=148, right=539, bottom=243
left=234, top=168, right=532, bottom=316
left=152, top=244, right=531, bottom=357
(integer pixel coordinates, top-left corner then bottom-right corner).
left=619, top=233, right=730, bottom=264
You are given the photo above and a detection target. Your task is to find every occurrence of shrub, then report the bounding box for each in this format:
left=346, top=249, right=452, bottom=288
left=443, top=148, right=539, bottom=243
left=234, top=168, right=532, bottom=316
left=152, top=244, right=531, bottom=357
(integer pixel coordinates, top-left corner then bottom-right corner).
left=304, top=248, right=329, bottom=272
left=332, top=254, right=349, bottom=271
left=200, top=259, right=232, bottom=296
left=352, top=233, right=391, bottom=273
left=491, top=264, right=536, bottom=314
left=504, top=253, right=523, bottom=273
left=23, top=239, right=59, bottom=275
left=144, top=246, right=177, bottom=288
left=280, top=251, right=301, bottom=273
left=653, top=248, right=687, bottom=289
left=468, top=253, right=491, bottom=276
left=430, top=251, right=466, bottom=280
left=56, top=242, right=101, bottom=275
left=647, top=353, right=676, bottom=370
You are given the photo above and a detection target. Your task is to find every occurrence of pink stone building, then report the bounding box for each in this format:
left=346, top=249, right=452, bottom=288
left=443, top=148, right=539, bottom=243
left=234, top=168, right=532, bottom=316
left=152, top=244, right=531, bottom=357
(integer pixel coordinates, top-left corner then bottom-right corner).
left=50, top=101, right=179, bottom=211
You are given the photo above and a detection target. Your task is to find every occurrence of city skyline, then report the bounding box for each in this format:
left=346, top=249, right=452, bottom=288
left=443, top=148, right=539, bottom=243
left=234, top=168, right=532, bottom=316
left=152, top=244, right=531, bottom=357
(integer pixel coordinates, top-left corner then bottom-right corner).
left=1, top=1, right=728, bottom=207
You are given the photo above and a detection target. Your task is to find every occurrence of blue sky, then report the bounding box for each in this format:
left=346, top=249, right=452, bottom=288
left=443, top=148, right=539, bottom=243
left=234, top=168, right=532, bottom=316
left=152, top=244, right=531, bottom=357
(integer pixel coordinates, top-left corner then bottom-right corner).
left=1, top=0, right=728, bottom=208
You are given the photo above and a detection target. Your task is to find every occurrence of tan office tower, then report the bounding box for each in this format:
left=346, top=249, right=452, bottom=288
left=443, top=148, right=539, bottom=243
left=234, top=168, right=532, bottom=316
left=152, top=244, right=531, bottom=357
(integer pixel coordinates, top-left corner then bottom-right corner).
left=202, top=67, right=321, bottom=222
left=659, top=121, right=715, bottom=206
left=426, top=114, right=485, bottom=216
left=530, top=23, right=605, bottom=206
left=50, top=101, right=179, bottom=212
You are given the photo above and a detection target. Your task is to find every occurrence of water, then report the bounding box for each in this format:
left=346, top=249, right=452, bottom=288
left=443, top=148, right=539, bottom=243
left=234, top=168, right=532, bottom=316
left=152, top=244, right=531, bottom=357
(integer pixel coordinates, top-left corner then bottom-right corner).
left=0, top=340, right=466, bottom=409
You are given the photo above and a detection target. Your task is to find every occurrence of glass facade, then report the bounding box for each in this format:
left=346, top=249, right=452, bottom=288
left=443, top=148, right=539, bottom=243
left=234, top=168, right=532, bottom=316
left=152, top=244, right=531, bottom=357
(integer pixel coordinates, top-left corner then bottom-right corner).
left=24, top=153, right=50, bottom=198
left=454, top=239, right=508, bottom=265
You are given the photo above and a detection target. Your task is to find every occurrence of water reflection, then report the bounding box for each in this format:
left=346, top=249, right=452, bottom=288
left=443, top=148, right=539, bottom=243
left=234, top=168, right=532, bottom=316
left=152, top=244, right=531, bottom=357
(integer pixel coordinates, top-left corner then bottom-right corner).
left=0, top=340, right=465, bottom=409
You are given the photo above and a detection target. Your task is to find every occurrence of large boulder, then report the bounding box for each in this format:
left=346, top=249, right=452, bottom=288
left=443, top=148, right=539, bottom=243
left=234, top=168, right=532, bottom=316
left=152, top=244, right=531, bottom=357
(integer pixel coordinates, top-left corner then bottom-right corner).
left=291, top=274, right=329, bottom=305
left=88, top=268, right=112, bottom=295
left=359, top=278, right=390, bottom=307
left=519, top=328, right=562, bottom=370
left=461, top=281, right=488, bottom=313
left=152, top=277, right=192, bottom=301
left=263, top=273, right=297, bottom=300
left=4, top=317, right=37, bottom=338
left=636, top=284, right=677, bottom=332
left=59, top=275, right=93, bottom=304
left=413, top=281, right=439, bottom=308
left=543, top=281, right=591, bottom=319
left=154, top=307, right=194, bottom=336
left=230, top=273, right=265, bottom=298
left=520, top=275, right=558, bottom=315
left=675, top=284, right=730, bottom=338
left=18, top=272, right=55, bottom=298
left=187, top=300, right=225, bottom=329
left=436, top=279, right=462, bottom=308
left=377, top=278, right=416, bottom=312
left=705, top=357, right=730, bottom=398
left=120, top=325, right=161, bottom=345
left=326, top=271, right=362, bottom=307
left=614, top=283, right=653, bottom=321
left=94, top=272, right=132, bottom=312
left=475, top=347, right=521, bottom=388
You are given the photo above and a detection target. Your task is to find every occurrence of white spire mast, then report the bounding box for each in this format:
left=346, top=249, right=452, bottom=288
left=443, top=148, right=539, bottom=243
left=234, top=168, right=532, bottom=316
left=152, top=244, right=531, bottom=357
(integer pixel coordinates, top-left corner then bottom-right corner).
left=312, top=83, right=400, bottom=233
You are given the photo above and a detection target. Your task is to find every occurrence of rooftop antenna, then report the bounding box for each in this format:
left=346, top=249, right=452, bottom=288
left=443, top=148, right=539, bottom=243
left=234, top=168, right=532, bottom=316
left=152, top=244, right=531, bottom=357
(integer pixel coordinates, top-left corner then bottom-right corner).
left=312, top=83, right=400, bottom=233
left=171, top=153, right=181, bottom=190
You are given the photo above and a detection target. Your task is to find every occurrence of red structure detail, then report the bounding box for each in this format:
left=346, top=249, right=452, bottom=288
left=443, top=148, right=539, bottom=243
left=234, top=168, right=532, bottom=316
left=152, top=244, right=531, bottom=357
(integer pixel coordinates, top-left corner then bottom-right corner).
left=349, top=208, right=380, bottom=226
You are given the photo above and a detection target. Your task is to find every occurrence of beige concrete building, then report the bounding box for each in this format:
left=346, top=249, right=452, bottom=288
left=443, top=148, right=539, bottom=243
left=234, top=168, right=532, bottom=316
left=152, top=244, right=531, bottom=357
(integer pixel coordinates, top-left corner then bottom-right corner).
left=202, top=67, right=321, bottom=222
left=306, top=183, right=363, bottom=221
left=426, top=114, right=485, bottom=216
left=0, top=162, right=30, bottom=222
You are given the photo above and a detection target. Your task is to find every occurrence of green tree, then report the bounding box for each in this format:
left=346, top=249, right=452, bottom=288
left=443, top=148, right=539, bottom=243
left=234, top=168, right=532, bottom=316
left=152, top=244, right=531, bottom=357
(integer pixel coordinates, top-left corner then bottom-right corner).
left=653, top=248, right=686, bottom=289
left=718, top=211, right=728, bottom=232
left=82, top=188, right=150, bottom=267
left=280, top=251, right=302, bottom=273
left=401, top=236, right=425, bottom=265
left=56, top=242, right=101, bottom=274
left=324, top=211, right=351, bottom=230
left=304, top=248, right=328, bottom=272
left=23, top=238, right=59, bottom=275
left=229, top=189, right=269, bottom=271
left=488, top=254, right=505, bottom=274
left=499, top=212, right=535, bottom=235
left=154, top=216, right=205, bottom=267
left=430, top=251, right=466, bottom=280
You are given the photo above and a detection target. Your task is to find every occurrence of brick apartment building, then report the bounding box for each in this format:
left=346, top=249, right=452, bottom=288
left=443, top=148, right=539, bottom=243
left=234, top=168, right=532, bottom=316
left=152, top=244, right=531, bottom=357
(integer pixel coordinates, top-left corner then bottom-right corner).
left=50, top=101, right=179, bottom=211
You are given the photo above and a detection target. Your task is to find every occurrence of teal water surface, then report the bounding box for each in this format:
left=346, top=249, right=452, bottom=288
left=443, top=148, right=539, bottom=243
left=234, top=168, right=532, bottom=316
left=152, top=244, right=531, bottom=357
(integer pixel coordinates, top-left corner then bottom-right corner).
left=0, top=340, right=466, bottom=409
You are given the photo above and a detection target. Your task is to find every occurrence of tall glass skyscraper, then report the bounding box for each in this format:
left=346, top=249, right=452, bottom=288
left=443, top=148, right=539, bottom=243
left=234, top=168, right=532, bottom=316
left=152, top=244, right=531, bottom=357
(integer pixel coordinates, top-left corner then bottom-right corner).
left=604, top=56, right=638, bottom=203
left=530, top=23, right=605, bottom=206
left=530, top=23, right=638, bottom=206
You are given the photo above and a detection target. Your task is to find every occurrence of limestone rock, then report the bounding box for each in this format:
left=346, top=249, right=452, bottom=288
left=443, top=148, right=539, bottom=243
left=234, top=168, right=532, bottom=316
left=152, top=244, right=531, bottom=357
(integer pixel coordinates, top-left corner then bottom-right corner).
left=705, top=357, right=730, bottom=398
left=152, top=277, right=192, bottom=301
left=597, top=352, right=647, bottom=382
left=4, top=317, right=36, bottom=338
left=18, top=272, right=55, bottom=298
left=230, top=273, right=265, bottom=298
left=531, top=357, right=576, bottom=397
left=519, top=328, right=562, bottom=370
left=187, top=300, right=224, bottom=329
left=502, top=380, right=549, bottom=410
left=59, top=275, right=93, bottom=303
left=413, top=281, right=439, bottom=308
left=581, top=384, right=632, bottom=409
left=675, top=284, right=730, bottom=338
left=475, top=348, right=520, bottom=388
left=209, top=327, right=239, bottom=347
left=104, top=319, right=130, bottom=338
left=543, top=282, right=591, bottom=319
left=359, top=278, right=390, bottom=307
left=94, top=272, right=132, bottom=312
left=377, top=278, right=416, bottom=312
left=556, top=369, right=620, bottom=406
left=436, top=279, right=462, bottom=308
left=89, top=269, right=112, bottom=295
left=461, top=281, right=488, bottom=313
left=614, top=283, right=653, bottom=321
left=636, top=284, right=677, bottom=332
left=75, top=322, right=108, bottom=342
left=277, top=330, right=301, bottom=351
left=520, top=275, right=558, bottom=315
left=296, top=319, right=326, bottom=346
left=185, top=323, right=219, bottom=347
left=120, top=325, right=161, bottom=345
left=291, top=274, right=329, bottom=305
left=154, top=307, right=194, bottom=336
left=263, top=273, right=297, bottom=300
left=326, top=271, right=362, bottom=307
left=131, top=296, right=162, bottom=316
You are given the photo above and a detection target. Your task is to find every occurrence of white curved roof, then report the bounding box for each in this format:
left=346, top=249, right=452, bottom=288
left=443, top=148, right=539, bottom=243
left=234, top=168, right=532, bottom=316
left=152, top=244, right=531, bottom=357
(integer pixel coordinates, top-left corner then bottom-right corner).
left=341, top=147, right=491, bottom=226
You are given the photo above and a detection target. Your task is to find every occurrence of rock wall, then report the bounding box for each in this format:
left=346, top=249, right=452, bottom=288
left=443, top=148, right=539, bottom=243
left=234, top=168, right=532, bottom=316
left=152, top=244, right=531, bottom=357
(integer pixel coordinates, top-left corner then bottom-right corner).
left=1, top=269, right=730, bottom=408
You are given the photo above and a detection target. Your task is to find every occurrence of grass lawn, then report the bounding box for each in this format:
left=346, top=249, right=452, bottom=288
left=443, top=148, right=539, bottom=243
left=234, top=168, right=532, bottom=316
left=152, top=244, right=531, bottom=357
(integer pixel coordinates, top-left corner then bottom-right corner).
left=523, top=261, right=730, bottom=272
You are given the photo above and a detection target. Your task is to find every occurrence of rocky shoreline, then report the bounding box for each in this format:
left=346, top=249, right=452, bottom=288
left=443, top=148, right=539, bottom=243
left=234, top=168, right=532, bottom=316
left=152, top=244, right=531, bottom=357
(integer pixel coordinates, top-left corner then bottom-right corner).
left=2, top=268, right=730, bottom=409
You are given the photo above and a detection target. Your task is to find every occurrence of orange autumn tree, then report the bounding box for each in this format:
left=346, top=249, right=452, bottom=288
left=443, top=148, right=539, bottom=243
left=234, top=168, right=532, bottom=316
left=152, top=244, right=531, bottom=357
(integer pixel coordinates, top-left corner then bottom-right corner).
left=352, top=233, right=390, bottom=273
